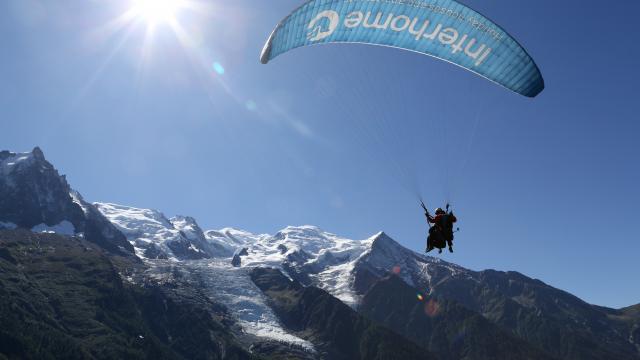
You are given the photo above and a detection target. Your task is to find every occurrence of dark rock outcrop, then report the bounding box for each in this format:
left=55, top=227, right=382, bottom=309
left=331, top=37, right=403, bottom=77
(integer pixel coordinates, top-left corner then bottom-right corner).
left=0, top=148, right=133, bottom=255
left=231, top=254, right=242, bottom=267
left=250, top=267, right=435, bottom=360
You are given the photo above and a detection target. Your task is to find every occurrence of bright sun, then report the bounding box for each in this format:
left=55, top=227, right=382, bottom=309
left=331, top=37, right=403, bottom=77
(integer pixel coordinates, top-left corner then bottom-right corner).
left=130, top=0, right=185, bottom=25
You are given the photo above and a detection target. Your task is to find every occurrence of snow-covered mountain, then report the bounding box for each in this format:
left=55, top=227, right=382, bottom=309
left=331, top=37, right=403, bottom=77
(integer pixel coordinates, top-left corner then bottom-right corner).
left=94, top=203, right=228, bottom=260
left=94, top=202, right=468, bottom=348
left=93, top=204, right=488, bottom=353
left=94, top=202, right=470, bottom=307
left=0, top=148, right=475, bottom=315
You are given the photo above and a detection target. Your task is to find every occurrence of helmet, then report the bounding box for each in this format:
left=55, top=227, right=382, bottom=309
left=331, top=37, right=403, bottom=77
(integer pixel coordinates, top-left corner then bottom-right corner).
left=434, top=208, right=446, bottom=215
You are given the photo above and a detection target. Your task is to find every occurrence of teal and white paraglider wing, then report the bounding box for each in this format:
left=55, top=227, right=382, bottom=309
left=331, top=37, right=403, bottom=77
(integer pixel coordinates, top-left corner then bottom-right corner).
left=260, top=0, right=544, bottom=97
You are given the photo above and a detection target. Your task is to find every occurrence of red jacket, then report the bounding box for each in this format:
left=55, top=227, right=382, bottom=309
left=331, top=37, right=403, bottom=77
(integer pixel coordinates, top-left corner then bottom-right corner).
left=427, top=213, right=457, bottom=227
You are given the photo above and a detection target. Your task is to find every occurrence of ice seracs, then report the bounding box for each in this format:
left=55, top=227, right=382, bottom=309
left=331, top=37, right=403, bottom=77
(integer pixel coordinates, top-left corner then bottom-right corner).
left=181, top=259, right=316, bottom=351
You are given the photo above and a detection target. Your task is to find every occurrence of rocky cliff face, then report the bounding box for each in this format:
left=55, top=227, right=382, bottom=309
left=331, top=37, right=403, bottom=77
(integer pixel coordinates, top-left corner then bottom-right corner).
left=0, top=148, right=132, bottom=255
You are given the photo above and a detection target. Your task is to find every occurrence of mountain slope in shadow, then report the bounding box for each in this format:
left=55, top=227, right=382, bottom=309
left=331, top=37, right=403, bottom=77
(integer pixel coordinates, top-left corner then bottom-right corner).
left=250, top=267, right=436, bottom=360
left=360, top=275, right=557, bottom=360
left=0, top=229, right=256, bottom=360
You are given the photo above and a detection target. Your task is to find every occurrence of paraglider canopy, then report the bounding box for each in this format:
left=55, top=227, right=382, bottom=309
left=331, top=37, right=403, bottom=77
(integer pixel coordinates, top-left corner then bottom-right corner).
left=261, top=0, right=544, bottom=97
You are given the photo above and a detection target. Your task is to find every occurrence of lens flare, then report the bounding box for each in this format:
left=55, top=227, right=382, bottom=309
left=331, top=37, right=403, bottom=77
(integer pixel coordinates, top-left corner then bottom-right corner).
left=245, top=100, right=257, bottom=111
left=424, top=299, right=440, bottom=317
left=212, top=62, right=225, bottom=75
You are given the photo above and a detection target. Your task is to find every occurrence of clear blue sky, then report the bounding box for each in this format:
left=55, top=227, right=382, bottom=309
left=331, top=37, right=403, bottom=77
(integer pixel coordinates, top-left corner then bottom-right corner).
left=1, top=0, right=638, bottom=308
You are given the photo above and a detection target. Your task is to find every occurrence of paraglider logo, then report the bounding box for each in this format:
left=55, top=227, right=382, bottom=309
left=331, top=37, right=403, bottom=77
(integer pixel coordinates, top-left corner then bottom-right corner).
left=307, top=10, right=340, bottom=42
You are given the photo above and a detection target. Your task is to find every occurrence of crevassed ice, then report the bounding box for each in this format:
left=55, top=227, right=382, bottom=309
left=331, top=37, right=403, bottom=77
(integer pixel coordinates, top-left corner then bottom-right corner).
left=179, top=259, right=316, bottom=352
left=238, top=226, right=375, bottom=306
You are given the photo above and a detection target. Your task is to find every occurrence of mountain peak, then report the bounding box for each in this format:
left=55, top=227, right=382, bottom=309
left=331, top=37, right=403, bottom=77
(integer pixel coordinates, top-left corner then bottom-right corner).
left=370, top=230, right=390, bottom=241
left=368, top=230, right=407, bottom=252
left=171, top=215, right=197, bottom=224
left=0, top=147, right=48, bottom=174
left=31, top=146, right=45, bottom=160
left=280, top=225, right=327, bottom=235
left=1, top=150, right=36, bottom=176
left=0, top=148, right=133, bottom=255
left=271, top=225, right=337, bottom=244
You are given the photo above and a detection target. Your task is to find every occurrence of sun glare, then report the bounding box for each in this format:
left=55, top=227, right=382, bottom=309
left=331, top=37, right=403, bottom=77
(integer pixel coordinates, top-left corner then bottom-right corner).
left=131, top=0, right=185, bottom=25
left=83, top=0, right=229, bottom=104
